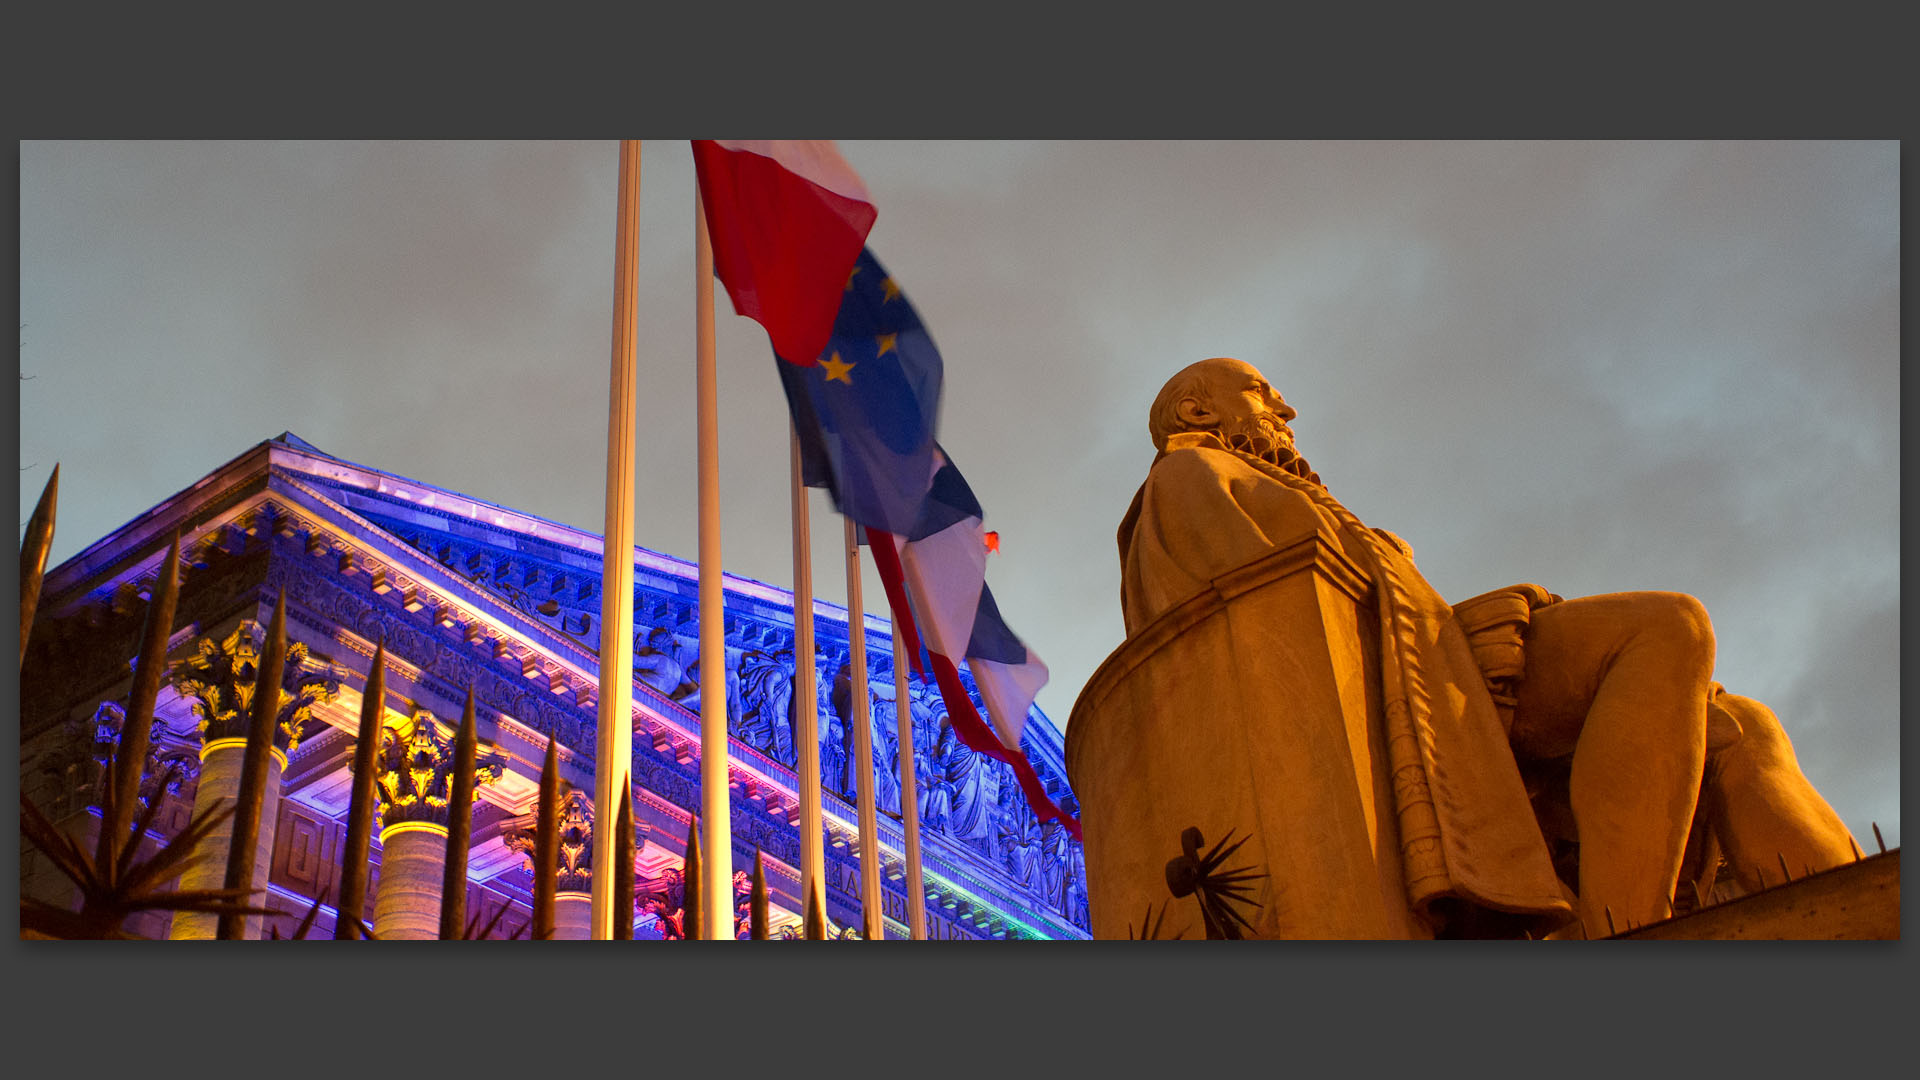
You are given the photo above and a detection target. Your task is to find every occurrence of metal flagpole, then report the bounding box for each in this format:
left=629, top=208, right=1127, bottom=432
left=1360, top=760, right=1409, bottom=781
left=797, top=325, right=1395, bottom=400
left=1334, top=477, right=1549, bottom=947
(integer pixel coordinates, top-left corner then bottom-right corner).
left=892, top=625, right=927, bottom=939
left=791, top=426, right=827, bottom=933
left=845, top=518, right=884, bottom=940
left=693, top=189, right=733, bottom=939
left=592, top=139, right=642, bottom=941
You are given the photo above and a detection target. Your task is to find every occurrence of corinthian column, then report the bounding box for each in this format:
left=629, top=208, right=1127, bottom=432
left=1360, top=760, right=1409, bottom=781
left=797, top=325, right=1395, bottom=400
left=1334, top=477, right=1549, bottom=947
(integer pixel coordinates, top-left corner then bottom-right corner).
left=168, top=620, right=337, bottom=939
left=372, top=711, right=501, bottom=939
left=508, top=790, right=597, bottom=939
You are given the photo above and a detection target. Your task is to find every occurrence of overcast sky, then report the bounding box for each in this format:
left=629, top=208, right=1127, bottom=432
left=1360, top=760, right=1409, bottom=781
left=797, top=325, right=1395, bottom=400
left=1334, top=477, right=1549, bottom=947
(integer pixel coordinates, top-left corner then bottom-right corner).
left=18, top=140, right=1899, bottom=847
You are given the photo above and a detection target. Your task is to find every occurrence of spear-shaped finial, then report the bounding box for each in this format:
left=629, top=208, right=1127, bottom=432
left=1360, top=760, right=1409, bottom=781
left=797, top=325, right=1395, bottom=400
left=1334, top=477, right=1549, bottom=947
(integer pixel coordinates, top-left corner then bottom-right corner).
left=613, top=781, right=635, bottom=941
left=218, top=589, right=288, bottom=939
left=683, top=816, right=704, bottom=941
left=96, top=532, right=181, bottom=873
left=19, top=463, right=58, bottom=667
left=439, top=686, right=480, bottom=939
left=805, top=883, right=827, bottom=940
left=751, top=848, right=769, bottom=940
left=532, top=737, right=560, bottom=941
left=335, top=638, right=386, bottom=938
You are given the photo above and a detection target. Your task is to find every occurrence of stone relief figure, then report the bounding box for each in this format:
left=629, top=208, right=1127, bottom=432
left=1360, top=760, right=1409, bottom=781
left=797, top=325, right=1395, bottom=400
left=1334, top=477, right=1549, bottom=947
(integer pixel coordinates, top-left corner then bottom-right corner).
left=640, top=894, right=683, bottom=940
left=1110, top=356, right=1859, bottom=936
left=937, top=718, right=997, bottom=843
left=642, top=866, right=688, bottom=940
left=917, top=727, right=952, bottom=833
left=1039, top=818, right=1072, bottom=910
left=736, top=648, right=797, bottom=762
left=671, top=644, right=744, bottom=737
left=732, top=868, right=753, bottom=939
left=721, top=648, right=745, bottom=735
left=821, top=667, right=852, bottom=799
left=998, top=804, right=1042, bottom=889
left=871, top=695, right=902, bottom=816
left=1066, top=842, right=1090, bottom=929
left=633, top=627, right=689, bottom=697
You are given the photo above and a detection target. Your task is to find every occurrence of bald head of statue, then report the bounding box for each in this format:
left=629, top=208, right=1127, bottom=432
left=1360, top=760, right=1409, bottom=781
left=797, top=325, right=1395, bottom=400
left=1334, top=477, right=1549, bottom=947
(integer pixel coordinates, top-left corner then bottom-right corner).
left=1149, top=357, right=1315, bottom=478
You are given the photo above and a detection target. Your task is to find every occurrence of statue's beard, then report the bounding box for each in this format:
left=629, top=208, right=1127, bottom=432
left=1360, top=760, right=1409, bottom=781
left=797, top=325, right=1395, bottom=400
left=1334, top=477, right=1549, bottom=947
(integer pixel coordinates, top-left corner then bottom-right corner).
left=1221, top=415, right=1318, bottom=482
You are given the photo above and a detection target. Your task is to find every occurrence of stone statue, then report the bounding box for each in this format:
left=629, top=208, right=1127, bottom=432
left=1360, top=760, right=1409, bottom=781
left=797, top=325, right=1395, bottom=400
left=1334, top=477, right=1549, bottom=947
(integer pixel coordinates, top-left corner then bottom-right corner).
left=872, top=694, right=902, bottom=815
left=998, top=804, right=1042, bottom=888
left=673, top=643, right=744, bottom=736
left=1039, top=819, right=1071, bottom=910
left=737, top=648, right=797, bottom=762
left=936, top=717, right=995, bottom=842
left=633, top=627, right=689, bottom=697
left=1096, top=356, right=1857, bottom=938
left=822, top=665, right=852, bottom=798
left=917, top=724, right=953, bottom=833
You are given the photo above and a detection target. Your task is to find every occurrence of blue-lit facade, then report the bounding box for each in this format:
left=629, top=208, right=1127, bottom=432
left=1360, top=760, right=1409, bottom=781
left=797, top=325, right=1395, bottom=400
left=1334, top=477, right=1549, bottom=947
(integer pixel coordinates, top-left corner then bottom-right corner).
left=18, top=433, right=1090, bottom=940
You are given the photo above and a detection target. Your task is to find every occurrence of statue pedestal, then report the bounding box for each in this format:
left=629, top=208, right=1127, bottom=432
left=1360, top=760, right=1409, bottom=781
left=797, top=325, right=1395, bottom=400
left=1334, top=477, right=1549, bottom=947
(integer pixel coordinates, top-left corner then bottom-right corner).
left=1612, top=849, right=1898, bottom=940
left=1069, top=529, right=1427, bottom=939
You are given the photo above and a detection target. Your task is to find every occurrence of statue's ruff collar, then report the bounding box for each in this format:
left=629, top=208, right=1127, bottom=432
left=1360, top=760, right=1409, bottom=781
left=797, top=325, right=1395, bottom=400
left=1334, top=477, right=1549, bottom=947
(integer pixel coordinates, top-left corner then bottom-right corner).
left=1160, top=430, right=1322, bottom=488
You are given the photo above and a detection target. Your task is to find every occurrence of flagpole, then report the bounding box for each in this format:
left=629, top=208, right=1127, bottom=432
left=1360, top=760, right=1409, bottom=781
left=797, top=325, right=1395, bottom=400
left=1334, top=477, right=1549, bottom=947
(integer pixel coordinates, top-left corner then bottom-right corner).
left=893, top=625, right=927, bottom=939
left=791, top=425, right=827, bottom=932
left=845, top=518, right=885, bottom=940
left=592, top=139, right=641, bottom=941
left=694, top=188, right=733, bottom=939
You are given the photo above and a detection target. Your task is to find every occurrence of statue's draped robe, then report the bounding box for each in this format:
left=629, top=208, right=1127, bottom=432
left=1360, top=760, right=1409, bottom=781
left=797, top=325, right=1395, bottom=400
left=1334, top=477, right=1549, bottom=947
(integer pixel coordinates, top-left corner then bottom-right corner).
left=1118, top=432, right=1573, bottom=927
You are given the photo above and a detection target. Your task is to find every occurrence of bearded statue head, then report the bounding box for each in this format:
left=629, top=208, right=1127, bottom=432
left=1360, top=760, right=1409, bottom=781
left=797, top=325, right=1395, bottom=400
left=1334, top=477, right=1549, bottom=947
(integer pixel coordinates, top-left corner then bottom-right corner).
left=1148, top=357, right=1316, bottom=480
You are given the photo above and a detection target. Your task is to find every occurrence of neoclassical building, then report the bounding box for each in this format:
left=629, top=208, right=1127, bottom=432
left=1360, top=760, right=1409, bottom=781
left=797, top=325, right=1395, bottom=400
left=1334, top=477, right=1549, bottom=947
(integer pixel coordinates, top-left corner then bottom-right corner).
left=19, top=433, right=1089, bottom=940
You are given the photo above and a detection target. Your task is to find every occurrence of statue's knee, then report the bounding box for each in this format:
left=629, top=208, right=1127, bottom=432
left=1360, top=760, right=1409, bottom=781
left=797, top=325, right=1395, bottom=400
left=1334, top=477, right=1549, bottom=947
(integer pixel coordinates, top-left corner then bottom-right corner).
left=1631, top=592, right=1714, bottom=666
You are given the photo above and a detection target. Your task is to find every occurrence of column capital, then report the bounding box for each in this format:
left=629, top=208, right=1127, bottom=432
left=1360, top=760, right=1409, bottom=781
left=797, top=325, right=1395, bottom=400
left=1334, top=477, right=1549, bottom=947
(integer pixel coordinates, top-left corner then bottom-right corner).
left=168, top=620, right=340, bottom=755
left=375, top=711, right=504, bottom=829
left=506, top=790, right=596, bottom=893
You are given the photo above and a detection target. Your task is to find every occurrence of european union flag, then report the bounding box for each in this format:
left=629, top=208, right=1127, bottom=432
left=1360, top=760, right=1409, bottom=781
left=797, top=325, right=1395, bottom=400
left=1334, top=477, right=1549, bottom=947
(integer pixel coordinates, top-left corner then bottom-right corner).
left=775, top=248, right=944, bottom=536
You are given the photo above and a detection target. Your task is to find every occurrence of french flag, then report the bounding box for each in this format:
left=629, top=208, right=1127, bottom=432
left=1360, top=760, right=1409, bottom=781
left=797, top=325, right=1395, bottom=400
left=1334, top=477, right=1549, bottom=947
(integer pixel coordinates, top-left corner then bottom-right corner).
left=691, top=140, right=877, bottom=367
left=866, top=450, right=1079, bottom=839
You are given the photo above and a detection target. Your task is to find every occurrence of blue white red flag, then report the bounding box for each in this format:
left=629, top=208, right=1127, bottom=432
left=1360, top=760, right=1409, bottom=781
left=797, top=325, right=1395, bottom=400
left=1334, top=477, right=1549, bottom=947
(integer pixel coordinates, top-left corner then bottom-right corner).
left=865, top=451, right=1073, bottom=838
left=774, top=249, right=1078, bottom=838
left=692, top=140, right=877, bottom=367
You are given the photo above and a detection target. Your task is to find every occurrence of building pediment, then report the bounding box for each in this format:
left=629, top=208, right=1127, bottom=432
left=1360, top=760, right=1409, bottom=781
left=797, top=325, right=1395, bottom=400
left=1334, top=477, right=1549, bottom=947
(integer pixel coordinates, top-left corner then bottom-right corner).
left=23, top=431, right=1088, bottom=939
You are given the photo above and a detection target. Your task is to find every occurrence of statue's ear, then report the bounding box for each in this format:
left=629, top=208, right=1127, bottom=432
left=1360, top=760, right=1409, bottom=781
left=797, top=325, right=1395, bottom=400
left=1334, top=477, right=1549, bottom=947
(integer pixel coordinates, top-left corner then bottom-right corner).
left=1174, top=396, right=1215, bottom=428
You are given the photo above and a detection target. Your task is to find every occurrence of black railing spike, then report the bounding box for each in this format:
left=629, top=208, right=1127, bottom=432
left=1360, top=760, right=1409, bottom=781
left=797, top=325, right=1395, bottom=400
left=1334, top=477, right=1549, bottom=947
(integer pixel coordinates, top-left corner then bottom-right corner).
left=1872, top=822, right=1885, bottom=854
left=1778, top=853, right=1793, bottom=883
left=1604, top=906, right=1616, bottom=937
